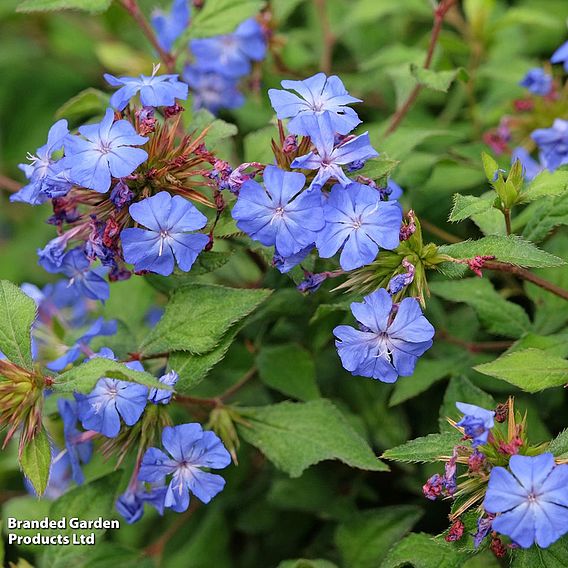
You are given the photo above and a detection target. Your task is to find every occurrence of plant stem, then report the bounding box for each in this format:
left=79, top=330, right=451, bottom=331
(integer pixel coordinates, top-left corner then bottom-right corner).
left=437, top=330, right=512, bottom=353
left=485, top=260, right=568, bottom=302
left=503, top=208, right=512, bottom=235
left=0, top=174, right=22, bottom=193
left=314, top=0, right=335, bottom=75
left=385, top=0, right=457, bottom=135
left=119, top=0, right=175, bottom=72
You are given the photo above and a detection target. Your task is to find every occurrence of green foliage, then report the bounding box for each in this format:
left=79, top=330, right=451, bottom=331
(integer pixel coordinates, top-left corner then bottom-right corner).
left=449, top=194, right=494, bottom=222
left=238, top=399, right=388, bottom=477
left=511, top=536, right=568, bottom=567
left=17, top=0, right=112, bottom=12
left=519, top=169, right=568, bottom=203
left=55, top=87, right=109, bottom=127
left=140, top=284, right=271, bottom=356
left=474, top=349, right=568, bottom=392
left=186, top=0, right=264, bottom=38
left=335, top=506, right=423, bottom=568
left=382, top=432, right=461, bottom=463
left=410, top=65, right=467, bottom=92
left=20, top=427, right=51, bottom=496
left=0, top=280, right=36, bottom=370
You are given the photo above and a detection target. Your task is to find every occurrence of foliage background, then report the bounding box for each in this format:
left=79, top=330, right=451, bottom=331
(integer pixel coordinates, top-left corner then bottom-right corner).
left=2, top=0, right=568, bottom=566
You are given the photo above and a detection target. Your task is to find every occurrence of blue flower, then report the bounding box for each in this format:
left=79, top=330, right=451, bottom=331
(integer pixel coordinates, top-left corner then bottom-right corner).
left=105, top=69, right=189, bottom=111
left=57, top=399, right=93, bottom=484
left=268, top=73, right=362, bottom=136
left=116, top=483, right=167, bottom=524
left=385, top=179, right=403, bottom=201
left=151, top=0, right=190, bottom=52
left=47, top=317, right=117, bottom=371
left=272, top=245, right=314, bottom=274
left=316, top=183, right=402, bottom=271
left=531, top=119, right=568, bottom=171
left=232, top=166, right=324, bottom=257
left=183, top=66, right=244, bottom=114
left=456, top=402, right=495, bottom=447
left=190, top=19, right=266, bottom=78
left=63, top=108, right=148, bottom=193
left=484, top=453, right=568, bottom=548
left=519, top=68, right=553, bottom=96
left=511, top=147, right=544, bottom=181
left=11, top=119, right=71, bottom=205
left=48, top=248, right=110, bottom=302
left=121, top=192, right=209, bottom=276
left=138, top=423, right=231, bottom=513
left=75, top=368, right=148, bottom=438
left=291, top=114, right=378, bottom=188
left=551, top=40, right=568, bottom=71
left=148, top=370, right=178, bottom=405
left=333, top=288, right=435, bottom=383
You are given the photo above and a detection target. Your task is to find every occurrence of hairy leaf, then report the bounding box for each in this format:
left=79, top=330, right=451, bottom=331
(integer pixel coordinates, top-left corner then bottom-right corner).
left=449, top=193, right=494, bottom=222
left=382, top=432, right=461, bottom=463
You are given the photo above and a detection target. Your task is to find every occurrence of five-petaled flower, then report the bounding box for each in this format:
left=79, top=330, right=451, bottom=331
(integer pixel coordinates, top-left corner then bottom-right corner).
left=333, top=288, right=435, bottom=383
left=63, top=108, right=148, bottom=193
left=316, top=182, right=402, bottom=270
left=138, top=423, right=231, bottom=513
left=232, top=165, right=324, bottom=257
left=268, top=72, right=362, bottom=136
left=484, top=453, right=568, bottom=548
left=121, top=192, right=209, bottom=276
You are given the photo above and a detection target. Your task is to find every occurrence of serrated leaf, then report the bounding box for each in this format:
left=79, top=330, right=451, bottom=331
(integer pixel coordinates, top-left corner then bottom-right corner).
left=548, top=429, right=568, bottom=459
left=185, top=0, right=263, bottom=38
left=53, top=357, right=166, bottom=393
left=449, top=193, right=494, bottom=222
left=522, top=193, right=568, bottom=243
left=382, top=432, right=461, bottom=463
left=257, top=344, right=320, bottom=401
left=335, top=506, right=422, bottom=568
left=0, top=280, right=36, bottom=370
left=238, top=399, right=388, bottom=477
left=520, top=169, right=568, bottom=203
left=382, top=532, right=468, bottom=568
left=18, top=0, right=112, bottom=12
left=430, top=278, right=530, bottom=338
left=439, top=235, right=565, bottom=268
left=474, top=349, right=568, bottom=392
left=20, top=427, right=51, bottom=496
left=511, top=536, right=568, bottom=568
left=140, top=284, right=271, bottom=356
left=410, top=65, right=462, bottom=92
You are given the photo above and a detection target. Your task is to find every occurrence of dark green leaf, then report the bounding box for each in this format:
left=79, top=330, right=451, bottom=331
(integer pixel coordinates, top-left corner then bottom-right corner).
left=20, top=427, right=51, bottom=497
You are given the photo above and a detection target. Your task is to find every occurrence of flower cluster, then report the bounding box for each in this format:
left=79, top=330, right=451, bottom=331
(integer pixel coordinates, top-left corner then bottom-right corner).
left=422, top=399, right=568, bottom=554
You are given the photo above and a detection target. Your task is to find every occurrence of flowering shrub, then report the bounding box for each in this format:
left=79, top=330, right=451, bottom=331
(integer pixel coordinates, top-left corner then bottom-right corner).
left=2, top=0, right=568, bottom=566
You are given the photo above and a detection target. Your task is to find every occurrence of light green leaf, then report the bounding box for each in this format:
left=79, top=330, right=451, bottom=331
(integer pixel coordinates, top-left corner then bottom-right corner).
left=187, top=0, right=264, bottom=38
left=481, top=152, right=499, bottom=182
left=520, top=169, right=568, bottom=203
left=238, top=400, right=388, bottom=477
left=257, top=344, right=320, bottom=401
left=168, top=327, right=240, bottom=393
left=389, top=358, right=456, bottom=406
left=548, top=429, right=568, bottom=459
left=430, top=278, right=530, bottom=338
left=382, top=432, right=461, bottom=463
left=382, top=532, right=468, bottom=568
left=355, top=155, right=399, bottom=183
left=189, top=109, right=238, bottom=148
left=449, top=193, right=494, bottom=222
left=474, top=349, right=568, bottom=392
left=410, top=65, right=465, bottom=92
left=0, top=280, right=36, bottom=370
left=53, top=357, right=166, bottom=393
left=511, top=535, right=568, bottom=567
left=18, top=0, right=112, bottom=12
left=20, top=428, right=51, bottom=497
left=140, top=284, right=271, bottom=356
left=522, top=193, right=568, bottom=243
left=335, top=506, right=422, bottom=568
left=55, top=88, right=109, bottom=127
left=439, top=235, right=565, bottom=268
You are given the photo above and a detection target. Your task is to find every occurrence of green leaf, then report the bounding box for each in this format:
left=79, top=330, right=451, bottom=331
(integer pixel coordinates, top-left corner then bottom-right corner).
left=520, top=169, right=568, bottom=203
left=511, top=535, right=568, bottom=567
left=474, top=349, right=568, bottom=392
left=257, top=344, right=320, bottom=401
left=55, top=88, right=109, bottom=127
left=17, top=0, right=112, bottom=12
left=53, top=357, right=166, bottom=393
left=187, top=0, right=264, bottom=38
left=481, top=152, right=499, bottom=181
left=20, top=428, right=51, bottom=497
left=335, top=506, right=422, bottom=568
left=168, top=328, right=240, bottom=393
left=355, top=155, right=399, bottom=183
left=410, top=65, right=463, bottom=92
left=278, top=560, right=338, bottom=568
left=548, top=429, right=568, bottom=459
left=430, top=278, right=530, bottom=338
left=0, top=280, right=36, bottom=370
left=389, top=358, right=456, bottom=406
left=382, top=432, right=460, bottom=463
left=140, top=284, right=271, bottom=356
left=382, top=532, right=468, bottom=568
left=189, top=109, right=238, bottom=148
left=522, top=193, right=568, bottom=243
left=238, top=399, right=388, bottom=477
left=439, top=235, right=565, bottom=268
left=449, top=193, right=494, bottom=222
